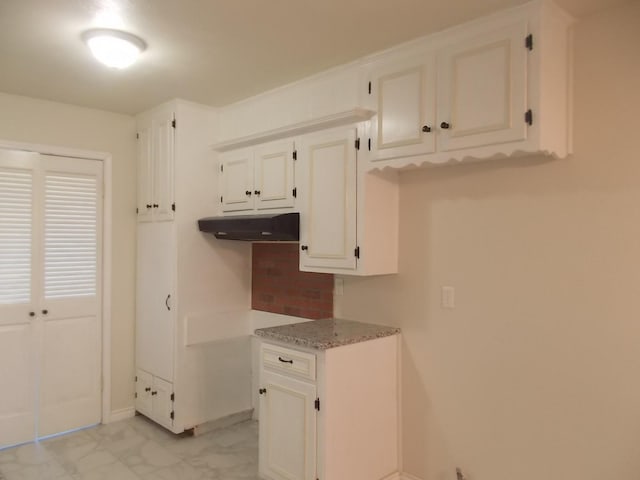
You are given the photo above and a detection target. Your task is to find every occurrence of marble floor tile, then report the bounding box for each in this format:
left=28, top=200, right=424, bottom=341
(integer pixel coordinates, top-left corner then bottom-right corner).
left=0, top=417, right=259, bottom=480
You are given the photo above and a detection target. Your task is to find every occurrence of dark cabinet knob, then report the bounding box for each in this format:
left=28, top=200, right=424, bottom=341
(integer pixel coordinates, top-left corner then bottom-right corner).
left=300, top=245, right=308, bottom=251
left=245, top=190, right=252, bottom=196
left=153, top=204, right=159, bottom=208
left=440, top=122, right=451, bottom=129
left=145, top=387, right=151, bottom=392
left=42, top=309, right=48, bottom=315
left=146, top=204, right=152, bottom=209
left=422, top=125, right=432, bottom=133
left=29, top=311, right=35, bottom=317
left=259, top=388, right=267, bottom=395
left=151, top=391, right=158, bottom=396
left=254, top=190, right=261, bottom=195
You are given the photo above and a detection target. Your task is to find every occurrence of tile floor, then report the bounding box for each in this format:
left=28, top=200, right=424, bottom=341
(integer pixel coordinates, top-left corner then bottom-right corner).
left=0, top=416, right=259, bottom=480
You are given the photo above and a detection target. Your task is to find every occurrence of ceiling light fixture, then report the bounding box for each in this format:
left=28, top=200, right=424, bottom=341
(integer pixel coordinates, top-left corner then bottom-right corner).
left=82, top=28, right=146, bottom=69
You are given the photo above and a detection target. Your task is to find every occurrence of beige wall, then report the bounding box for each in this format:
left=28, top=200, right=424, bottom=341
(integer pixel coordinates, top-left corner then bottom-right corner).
left=0, top=92, right=137, bottom=413
left=337, top=2, right=640, bottom=479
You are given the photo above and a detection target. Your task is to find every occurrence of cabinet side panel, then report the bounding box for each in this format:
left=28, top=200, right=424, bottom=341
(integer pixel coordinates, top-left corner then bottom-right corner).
left=323, top=335, right=399, bottom=480
left=359, top=171, right=399, bottom=275
left=538, top=4, right=573, bottom=157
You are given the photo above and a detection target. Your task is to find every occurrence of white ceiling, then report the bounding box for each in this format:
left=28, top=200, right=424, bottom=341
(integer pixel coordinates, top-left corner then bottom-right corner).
left=0, top=0, right=629, bottom=115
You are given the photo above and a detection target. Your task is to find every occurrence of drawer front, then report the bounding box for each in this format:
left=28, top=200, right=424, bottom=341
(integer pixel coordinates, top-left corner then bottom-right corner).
left=261, top=343, right=316, bottom=381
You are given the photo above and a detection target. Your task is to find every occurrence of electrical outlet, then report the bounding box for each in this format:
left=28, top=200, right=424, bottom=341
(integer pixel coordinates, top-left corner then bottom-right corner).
left=441, top=286, right=455, bottom=309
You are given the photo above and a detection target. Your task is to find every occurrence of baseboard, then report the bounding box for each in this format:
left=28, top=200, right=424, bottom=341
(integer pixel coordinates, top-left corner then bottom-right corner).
left=106, top=407, right=136, bottom=423
left=400, top=473, right=424, bottom=480
left=192, top=409, right=254, bottom=436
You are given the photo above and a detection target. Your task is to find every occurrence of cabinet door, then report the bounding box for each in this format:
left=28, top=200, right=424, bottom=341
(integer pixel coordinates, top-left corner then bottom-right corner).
left=254, top=140, right=295, bottom=211
left=136, top=222, right=175, bottom=382
left=152, top=113, right=175, bottom=221
left=135, top=369, right=153, bottom=417
left=369, top=54, right=436, bottom=161
left=220, top=148, right=254, bottom=212
left=152, top=377, right=174, bottom=430
left=437, top=20, right=529, bottom=151
left=136, top=126, right=153, bottom=222
left=259, top=370, right=316, bottom=480
left=298, top=129, right=357, bottom=272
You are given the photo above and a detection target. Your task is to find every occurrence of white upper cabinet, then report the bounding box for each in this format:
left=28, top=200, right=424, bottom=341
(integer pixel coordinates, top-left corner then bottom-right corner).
left=297, top=127, right=399, bottom=276
left=254, top=140, right=296, bottom=211
left=219, top=148, right=254, bottom=213
left=368, top=53, right=436, bottom=161
left=219, top=139, right=296, bottom=214
left=363, top=0, right=573, bottom=169
left=436, top=20, right=528, bottom=152
left=298, top=128, right=357, bottom=272
left=137, top=108, right=175, bottom=222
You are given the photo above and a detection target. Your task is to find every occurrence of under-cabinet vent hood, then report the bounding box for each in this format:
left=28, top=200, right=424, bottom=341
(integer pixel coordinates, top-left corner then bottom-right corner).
left=198, top=212, right=299, bottom=241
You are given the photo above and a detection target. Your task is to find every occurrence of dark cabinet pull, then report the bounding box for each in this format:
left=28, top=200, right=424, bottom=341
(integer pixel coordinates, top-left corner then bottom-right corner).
left=300, top=245, right=308, bottom=251
left=42, top=309, right=48, bottom=315
left=254, top=190, right=261, bottom=195
left=151, top=391, right=158, bottom=396
left=146, top=204, right=152, bottom=209
left=422, top=125, right=432, bottom=133
left=153, top=204, right=159, bottom=208
left=259, top=388, right=267, bottom=395
left=245, top=190, right=252, bottom=196
left=278, top=356, right=293, bottom=364
left=29, top=311, right=35, bottom=317
left=165, top=295, right=171, bottom=311
left=145, top=387, right=151, bottom=392
left=440, top=122, right=451, bottom=129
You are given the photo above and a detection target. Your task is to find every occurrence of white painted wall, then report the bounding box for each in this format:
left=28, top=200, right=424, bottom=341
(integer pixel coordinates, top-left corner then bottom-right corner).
left=0, top=92, right=136, bottom=413
left=336, top=2, right=640, bottom=479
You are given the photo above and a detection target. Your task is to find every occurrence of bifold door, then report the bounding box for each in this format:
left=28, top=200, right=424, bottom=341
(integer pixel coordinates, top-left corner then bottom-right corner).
left=0, top=149, right=103, bottom=449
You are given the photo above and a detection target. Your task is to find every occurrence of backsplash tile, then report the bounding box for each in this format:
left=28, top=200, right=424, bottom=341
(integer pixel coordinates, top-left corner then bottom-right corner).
left=252, top=243, right=333, bottom=319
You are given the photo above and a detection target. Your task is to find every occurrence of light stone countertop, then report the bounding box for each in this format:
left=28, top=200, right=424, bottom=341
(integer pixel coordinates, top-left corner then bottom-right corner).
left=254, top=318, right=400, bottom=350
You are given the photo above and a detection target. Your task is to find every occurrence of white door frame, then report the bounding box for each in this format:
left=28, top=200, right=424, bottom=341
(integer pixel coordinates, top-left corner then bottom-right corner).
left=0, top=139, right=113, bottom=424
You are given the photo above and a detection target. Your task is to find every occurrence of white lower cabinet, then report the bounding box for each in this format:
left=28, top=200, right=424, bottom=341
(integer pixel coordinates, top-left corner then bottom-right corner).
left=258, top=336, right=399, bottom=480
left=135, top=369, right=174, bottom=430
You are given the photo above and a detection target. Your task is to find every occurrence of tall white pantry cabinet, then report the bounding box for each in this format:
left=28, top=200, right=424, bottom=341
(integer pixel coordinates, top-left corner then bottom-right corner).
left=135, top=100, right=251, bottom=433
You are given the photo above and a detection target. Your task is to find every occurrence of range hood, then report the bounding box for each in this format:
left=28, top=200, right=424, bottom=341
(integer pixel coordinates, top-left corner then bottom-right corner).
left=198, top=212, right=299, bottom=241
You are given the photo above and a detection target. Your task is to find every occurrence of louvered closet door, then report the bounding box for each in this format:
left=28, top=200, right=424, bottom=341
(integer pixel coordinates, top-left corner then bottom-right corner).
left=0, top=150, right=39, bottom=448
left=38, top=155, right=103, bottom=437
left=0, top=150, right=102, bottom=448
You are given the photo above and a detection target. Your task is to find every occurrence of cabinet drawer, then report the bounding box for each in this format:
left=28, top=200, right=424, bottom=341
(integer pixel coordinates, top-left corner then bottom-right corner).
left=261, top=343, right=316, bottom=381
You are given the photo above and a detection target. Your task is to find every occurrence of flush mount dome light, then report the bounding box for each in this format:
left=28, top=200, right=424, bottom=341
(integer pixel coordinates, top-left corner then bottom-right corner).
left=82, top=28, right=146, bottom=69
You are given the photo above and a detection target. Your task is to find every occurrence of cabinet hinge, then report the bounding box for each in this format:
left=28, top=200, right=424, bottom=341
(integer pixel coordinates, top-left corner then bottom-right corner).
left=170, top=411, right=175, bottom=420
left=355, top=138, right=360, bottom=150
left=293, top=149, right=297, bottom=160
left=135, top=392, right=137, bottom=399
left=525, top=109, right=533, bottom=126
left=136, top=207, right=139, bottom=214
left=220, top=164, right=224, bottom=173
left=171, top=393, right=175, bottom=401
left=172, top=119, right=176, bottom=128
left=354, top=246, right=360, bottom=259
left=368, top=81, right=372, bottom=95
left=314, top=398, right=320, bottom=411
left=525, top=34, right=533, bottom=51
left=220, top=196, right=223, bottom=203
left=136, top=133, right=139, bottom=140
left=135, top=376, right=138, bottom=382
left=368, top=138, right=371, bottom=151
left=292, top=187, right=297, bottom=198
left=171, top=203, right=176, bottom=212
